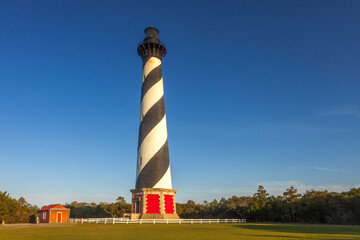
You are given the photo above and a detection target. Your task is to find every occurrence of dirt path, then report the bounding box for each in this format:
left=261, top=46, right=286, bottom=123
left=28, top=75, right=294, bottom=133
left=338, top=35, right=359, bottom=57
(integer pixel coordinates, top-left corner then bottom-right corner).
left=0, top=223, right=74, bottom=229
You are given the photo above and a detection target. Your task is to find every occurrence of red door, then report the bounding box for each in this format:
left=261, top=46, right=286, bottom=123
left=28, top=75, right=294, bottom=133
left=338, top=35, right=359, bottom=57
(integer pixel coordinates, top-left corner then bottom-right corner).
left=57, top=212, right=62, bottom=223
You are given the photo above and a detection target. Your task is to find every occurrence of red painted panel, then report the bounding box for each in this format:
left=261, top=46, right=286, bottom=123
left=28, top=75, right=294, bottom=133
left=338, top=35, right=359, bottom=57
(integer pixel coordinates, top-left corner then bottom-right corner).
left=57, top=212, right=61, bottom=223
left=146, top=194, right=160, bottom=214
left=164, top=195, right=174, bottom=214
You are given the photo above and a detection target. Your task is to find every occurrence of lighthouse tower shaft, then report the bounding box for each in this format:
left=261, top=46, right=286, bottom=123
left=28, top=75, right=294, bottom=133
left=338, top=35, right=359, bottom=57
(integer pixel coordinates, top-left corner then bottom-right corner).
left=136, top=56, right=172, bottom=189
left=130, top=27, right=179, bottom=220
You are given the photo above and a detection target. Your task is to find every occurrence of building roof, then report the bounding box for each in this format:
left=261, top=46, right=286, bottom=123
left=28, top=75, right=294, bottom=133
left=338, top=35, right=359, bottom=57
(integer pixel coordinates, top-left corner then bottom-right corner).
left=40, top=204, right=69, bottom=211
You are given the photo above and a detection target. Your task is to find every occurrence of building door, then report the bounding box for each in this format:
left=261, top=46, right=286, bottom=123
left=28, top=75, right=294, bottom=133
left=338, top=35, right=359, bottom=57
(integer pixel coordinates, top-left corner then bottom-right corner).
left=133, top=196, right=141, bottom=213
left=57, top=212, right=62, bottom=223
left=134, top=200, right=140, bottom=213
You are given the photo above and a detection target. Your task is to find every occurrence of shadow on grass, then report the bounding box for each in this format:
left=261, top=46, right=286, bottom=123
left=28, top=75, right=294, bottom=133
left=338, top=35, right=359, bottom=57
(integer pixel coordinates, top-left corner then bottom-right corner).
left=237, top=233, right=304, bottom=239
left=234, top=223, right=360, bottom=236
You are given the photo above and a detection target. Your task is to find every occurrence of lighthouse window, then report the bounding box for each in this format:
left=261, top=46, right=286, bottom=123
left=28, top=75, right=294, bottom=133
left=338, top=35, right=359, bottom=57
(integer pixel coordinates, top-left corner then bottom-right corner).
left=139, top=157, right=142, bottom=165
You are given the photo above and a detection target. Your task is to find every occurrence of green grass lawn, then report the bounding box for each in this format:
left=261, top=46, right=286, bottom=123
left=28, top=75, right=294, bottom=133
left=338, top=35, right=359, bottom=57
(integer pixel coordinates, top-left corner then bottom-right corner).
left=1, top=223, right=360, bottom=240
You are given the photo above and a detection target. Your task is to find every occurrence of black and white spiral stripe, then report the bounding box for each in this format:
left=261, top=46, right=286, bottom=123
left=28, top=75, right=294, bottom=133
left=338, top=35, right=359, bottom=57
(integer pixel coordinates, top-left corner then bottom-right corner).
left=136, top=56, right=172, bottom=189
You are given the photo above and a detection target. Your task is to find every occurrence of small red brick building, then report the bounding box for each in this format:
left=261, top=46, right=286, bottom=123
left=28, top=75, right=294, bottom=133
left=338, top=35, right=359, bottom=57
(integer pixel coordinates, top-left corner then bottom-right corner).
left=39, top=204, right=70, bottom=223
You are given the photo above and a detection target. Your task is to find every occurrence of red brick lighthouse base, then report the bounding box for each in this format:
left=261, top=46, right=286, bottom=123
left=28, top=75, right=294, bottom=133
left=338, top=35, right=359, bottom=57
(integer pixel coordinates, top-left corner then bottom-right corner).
left=130, top=188, right=180, bottom=219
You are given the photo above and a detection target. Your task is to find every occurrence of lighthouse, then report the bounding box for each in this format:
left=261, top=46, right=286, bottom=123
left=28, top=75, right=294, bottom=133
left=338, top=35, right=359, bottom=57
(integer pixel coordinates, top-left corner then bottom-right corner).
left=130, top=26, right=179, bottom=219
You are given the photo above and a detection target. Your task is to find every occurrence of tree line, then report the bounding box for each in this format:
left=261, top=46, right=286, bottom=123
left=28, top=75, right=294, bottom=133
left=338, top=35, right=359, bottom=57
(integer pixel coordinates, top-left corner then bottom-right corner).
left=0, top=191, right=38, bottom=224
left=64, top=196, right=131, bottom=218
left=176, top=186, right=360, bottom=224
left=1, top=186, right=360, bottom=224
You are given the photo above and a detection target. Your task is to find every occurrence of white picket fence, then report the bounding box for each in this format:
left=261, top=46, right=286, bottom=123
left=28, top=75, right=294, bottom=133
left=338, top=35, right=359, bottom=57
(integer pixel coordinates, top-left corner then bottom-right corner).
left=70, top=218, right=246, bottom=224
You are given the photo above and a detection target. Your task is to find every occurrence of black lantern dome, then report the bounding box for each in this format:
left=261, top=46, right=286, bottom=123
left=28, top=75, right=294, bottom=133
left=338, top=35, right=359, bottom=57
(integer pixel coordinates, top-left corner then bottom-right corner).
left=145, top=26, right=159, bottom=38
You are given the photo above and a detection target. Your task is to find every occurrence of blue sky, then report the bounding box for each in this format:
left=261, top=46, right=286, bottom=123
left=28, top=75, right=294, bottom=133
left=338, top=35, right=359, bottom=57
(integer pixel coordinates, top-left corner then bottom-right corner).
left=0, top=0, right=359, bottom=207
